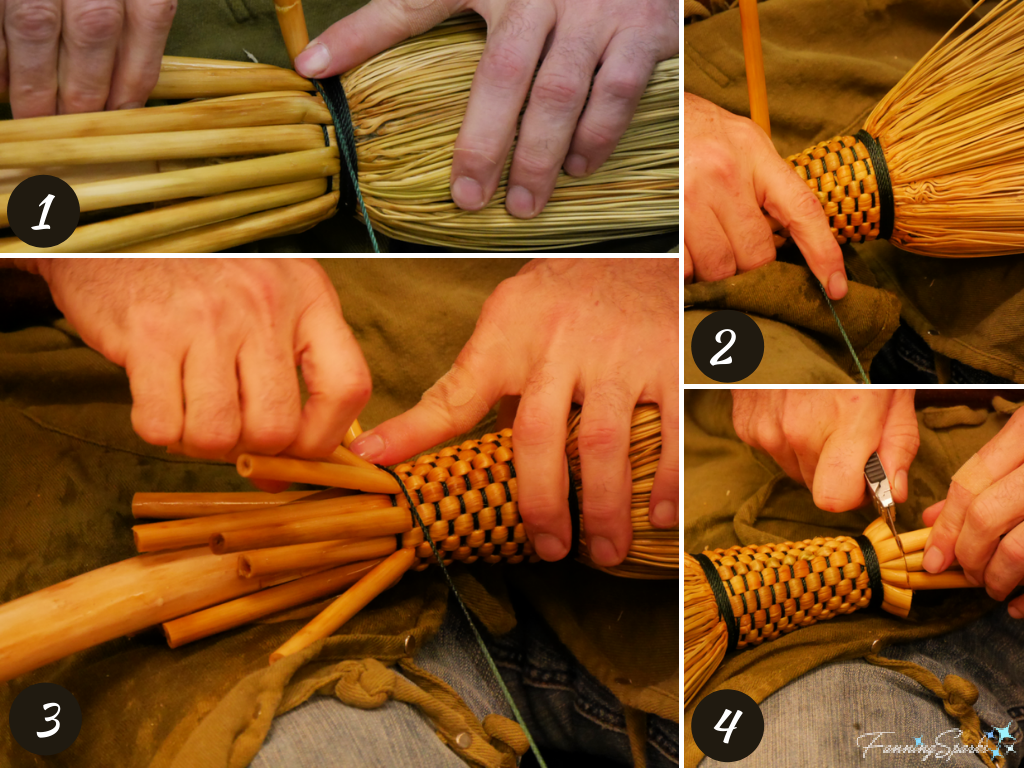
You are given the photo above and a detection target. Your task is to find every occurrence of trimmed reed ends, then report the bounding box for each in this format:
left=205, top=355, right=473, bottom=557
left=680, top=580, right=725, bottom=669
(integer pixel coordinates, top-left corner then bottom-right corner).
left=786, top=0, right=1024, bottom=257
left=683, top=517, right=975, bottom=708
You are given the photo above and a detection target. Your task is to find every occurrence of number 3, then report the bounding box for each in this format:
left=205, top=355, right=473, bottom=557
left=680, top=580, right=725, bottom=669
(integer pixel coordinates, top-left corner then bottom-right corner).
left=710, top=328, right=736, bottom=366
left=37, top=702, right=60, bottom=738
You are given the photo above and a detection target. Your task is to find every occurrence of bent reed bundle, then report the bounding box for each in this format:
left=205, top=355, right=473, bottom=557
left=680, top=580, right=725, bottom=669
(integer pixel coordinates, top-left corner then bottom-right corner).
left=684, top=517, right=977, bottom=708
left=0, top=17, right=678, bottom=253
left=782, top=0, right=1024, bottom=257
left=0, top=405, right=675, bottom=682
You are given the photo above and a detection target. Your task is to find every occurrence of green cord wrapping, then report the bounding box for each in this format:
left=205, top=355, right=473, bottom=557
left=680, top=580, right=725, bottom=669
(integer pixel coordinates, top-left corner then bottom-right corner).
left=379, top=465, right=549, bottom=768
left=819, top=282, right=870, bottom=384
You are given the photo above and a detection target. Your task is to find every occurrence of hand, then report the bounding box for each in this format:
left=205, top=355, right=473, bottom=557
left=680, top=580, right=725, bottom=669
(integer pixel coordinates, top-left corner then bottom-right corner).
left=294, top=0, right=678, bottom=219
left=921, top=410, right=1024, bottom=618
left=348, top=258, right=679, bottom=568
left=684, top=93, right=847, bottom=298
left=731, top=390, right=919, bottom=512
left=2, top=0, right=176, bottom=119
left=31, top=258, right=371, bottom=466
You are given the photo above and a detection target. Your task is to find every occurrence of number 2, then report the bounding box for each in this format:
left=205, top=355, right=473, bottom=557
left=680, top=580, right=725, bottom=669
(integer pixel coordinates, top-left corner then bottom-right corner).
left=31, top=194, right=55, bottom=231
left=710, top=329, right=736, bottom=366
left=714, top=707, right=742, bottom=744
left=37, top=702, right=60, bottom=738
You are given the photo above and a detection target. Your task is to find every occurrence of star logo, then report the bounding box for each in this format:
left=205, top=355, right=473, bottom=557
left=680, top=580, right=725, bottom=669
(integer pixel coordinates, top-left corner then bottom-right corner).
left=991, top=747, right=1001, bottom=758
left=995, top=723, right=1014, bottom=743
left=986, top=730, right=996, bottom=741
left=1007, top=744, right=1015, bottom=753
left=915, top=736, right=923, bottom=746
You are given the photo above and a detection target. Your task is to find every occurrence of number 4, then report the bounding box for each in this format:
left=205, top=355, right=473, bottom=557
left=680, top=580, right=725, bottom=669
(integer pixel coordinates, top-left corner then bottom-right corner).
left=32, top=194, right=55, bottom=231
left=714, top=708, right=742, bottom=744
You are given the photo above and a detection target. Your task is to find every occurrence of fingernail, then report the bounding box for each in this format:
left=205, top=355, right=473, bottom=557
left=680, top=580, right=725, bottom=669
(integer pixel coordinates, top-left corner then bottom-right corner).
left=564, top=153, right=588, bottom=176
left=119, top=101, right=143, bottom=111
left=589, top=536, right=619, bottom=566
left=965, top=571, right=980, bottom=587
left=1009, top=605, right=1023, bottom=620
left=534, top=533, right=566, bottom=561
left=295, top=42, right=330, bottom=78
left=350, top=432, right=385, bottom=462
left=828, top=271, right=848, bottom=300
left=506, top=185, right=536, bottom=218
left=922, top=546, right=944, bottom=573
left=452, top=176, right=484, bottom=210
left=651, top=500, right=677, bottom=528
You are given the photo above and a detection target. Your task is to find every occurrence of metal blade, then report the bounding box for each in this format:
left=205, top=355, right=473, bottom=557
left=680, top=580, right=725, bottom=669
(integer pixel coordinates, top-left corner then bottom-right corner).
left=864, top=452, right=907, bottom=569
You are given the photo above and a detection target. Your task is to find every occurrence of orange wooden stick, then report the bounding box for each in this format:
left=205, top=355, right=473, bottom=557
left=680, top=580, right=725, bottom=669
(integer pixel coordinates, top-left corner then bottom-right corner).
left=236, top=454, right=401, bottom=494
left=276, top=0, right=311, bottom=64
left=739, top=0, right=771, bottom=137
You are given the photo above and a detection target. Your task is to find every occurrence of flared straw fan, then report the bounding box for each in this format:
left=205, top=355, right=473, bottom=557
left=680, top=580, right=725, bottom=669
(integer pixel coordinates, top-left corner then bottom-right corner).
left=0, top=405, right=675, bottom=682
left=0, top=15, right=678, bottom=253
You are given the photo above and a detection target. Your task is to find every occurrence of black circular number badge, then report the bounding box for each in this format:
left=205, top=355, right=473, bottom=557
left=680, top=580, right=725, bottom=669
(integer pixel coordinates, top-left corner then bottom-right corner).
left=691, top=310, right=765, bottom=382
left=7, top=175, right=80, bottom=248
left=9, top=682, right=82, bottom=755
left=692, top=689, right=764, bottom=762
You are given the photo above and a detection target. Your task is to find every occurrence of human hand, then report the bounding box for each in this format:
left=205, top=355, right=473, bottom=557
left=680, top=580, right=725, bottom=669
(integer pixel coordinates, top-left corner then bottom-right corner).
left=684, top=93, right=847, bottom=298
left=921, top=410, right=1024, bottom=617
left=30, top=258, right=370, bottom=467
left=348, top=258, right=679, bottom=568
left=293, top=0, right=678, bottom=219
left=2, top=0, right=176, bottom=118
left=731, top=390, right=919, bottom=512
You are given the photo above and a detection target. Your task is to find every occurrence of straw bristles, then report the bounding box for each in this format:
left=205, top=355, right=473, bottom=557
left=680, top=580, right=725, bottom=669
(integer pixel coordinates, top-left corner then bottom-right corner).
left=683, top=553, right=728, bottom=708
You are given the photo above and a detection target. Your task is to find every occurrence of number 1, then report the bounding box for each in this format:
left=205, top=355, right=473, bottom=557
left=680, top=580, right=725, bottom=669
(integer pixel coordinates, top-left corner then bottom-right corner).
left=714, top=708, right=742, bottom=744
left=32, top=194, right=55, bottom=231
left=37, top=702, right=61, bottom=738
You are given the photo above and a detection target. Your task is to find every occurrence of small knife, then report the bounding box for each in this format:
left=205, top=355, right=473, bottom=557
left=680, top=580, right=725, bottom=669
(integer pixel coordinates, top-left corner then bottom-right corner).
left=864, top=452, right=907, bottom=568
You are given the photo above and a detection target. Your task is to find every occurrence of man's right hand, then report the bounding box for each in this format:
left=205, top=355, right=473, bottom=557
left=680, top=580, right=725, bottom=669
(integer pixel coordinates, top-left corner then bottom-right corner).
left=684, top=93, right=847, bottom=299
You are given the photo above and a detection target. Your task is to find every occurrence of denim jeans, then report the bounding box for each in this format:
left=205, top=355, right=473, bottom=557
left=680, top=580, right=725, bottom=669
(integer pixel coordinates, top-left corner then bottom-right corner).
left=251, top=596, right=679, bottom=767
left=700, top=608, right=1024, bottom=767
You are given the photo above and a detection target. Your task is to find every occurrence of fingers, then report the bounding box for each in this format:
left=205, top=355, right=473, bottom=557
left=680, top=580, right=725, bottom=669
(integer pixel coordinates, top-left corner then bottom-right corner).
left=106, top=0, right=176, bottom=110
left=577, top=381, right=638, bottom=567
left=56, top=0, right=122, bottom=114
left=288, top=298, right=372, bottom=459
left=755, top=153, right=847, bottom=299
left=564, top=30, right=656, bottom=178
left=1010, top=593, right=1024, bottom=621
left=982, top=523, right=1024, bottom=603
left=293, top=0, right=454, bottom=79
left=876, top=390, right=919, bottom=503
left=504, top=23, right=608, bottom=218
left=6, top=0, right=61, bottom=118
left=512, top=366, right=575, bottom=561
left=922, top=481, right=973, bottom=574
left=712, top=192, right=776, bottom=274
left=126, top=348, right=183, bottom=447
left=180, top=337, right=241, bottom=458
left=649, top=391, right=678, bottom=529
left=954, top=466, right=1024, bottom=591
left=236, top=335, right=302, bottom=456
left=812, top=417, right=883, bottom=512
left=449, top=2, right=554, bottom=212
left=921, top=499, right=945, bottom=527
left=683, top=245, right=693, bottom=284
left=683, top=207, right=737, bottom=283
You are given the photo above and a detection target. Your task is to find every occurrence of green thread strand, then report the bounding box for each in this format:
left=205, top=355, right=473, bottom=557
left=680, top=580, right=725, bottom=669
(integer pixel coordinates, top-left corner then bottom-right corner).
left=819, top=282, right=870, bottom=384
left=380, top=466, right=548, bottom=768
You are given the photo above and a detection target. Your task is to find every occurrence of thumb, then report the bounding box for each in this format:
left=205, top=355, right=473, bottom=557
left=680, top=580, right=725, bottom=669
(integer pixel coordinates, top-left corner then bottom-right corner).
left=877, top=389, right=920, bottom=503
left=350, top=346, right=507, bottom=466
left=295, top=0, right=457, bottom=79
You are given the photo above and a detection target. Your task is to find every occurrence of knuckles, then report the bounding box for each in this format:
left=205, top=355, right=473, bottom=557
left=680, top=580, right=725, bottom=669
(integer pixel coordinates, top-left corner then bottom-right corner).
left=478, top=43, right=532, bottom=88
left=67, top=0, right=124, bottom=44
left=8, top=1, right=60, bottom=42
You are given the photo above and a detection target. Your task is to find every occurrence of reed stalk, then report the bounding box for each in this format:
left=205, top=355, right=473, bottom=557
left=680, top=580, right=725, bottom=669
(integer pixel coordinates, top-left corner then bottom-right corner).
left=238, top=537, right=398, bottom=578
left=131, top=490, right=331, bottom=519
left=236, top=454, right=401, bottom=493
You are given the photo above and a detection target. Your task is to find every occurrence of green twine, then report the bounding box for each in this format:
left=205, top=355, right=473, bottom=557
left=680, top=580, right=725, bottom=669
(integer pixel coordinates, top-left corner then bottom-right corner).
left=819, top=281, right=870, bottom=384
left=379, top=465, right=548, bottom=768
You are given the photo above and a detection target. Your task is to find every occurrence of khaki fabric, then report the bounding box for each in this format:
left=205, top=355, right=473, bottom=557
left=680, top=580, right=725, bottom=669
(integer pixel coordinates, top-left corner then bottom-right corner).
left=682, top=390, right=1008, bottom=767
left=0, top=259, right=678, bottom=768
left=685, top=0, right=1024, bottom=381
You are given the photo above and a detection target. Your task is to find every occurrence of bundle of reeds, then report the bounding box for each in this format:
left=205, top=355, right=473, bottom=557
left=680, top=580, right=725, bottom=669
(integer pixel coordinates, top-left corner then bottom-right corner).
left=684, top=516, right=979, bottom=708
left=775, top=0, right=1024, bottom=256
left=0, top=405, right=675, bottom=682
left=0, top=16, right=678, bottom=253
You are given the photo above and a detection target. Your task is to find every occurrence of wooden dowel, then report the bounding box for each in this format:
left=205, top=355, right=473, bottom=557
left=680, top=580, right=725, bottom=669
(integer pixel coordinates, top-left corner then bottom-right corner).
left=270, top=548, right=417, bottom=664
left=862, top=516, right=892, bottom=545
left=148, top=68, right=312, bottom=99
left=880, top=570, right=978, bottom=590
left=117, top=191, right=338, bottom=253
left=162, top=558, right=382, bottom=648
left=0, top=547, right=261, bottom=682
left=236, top=454, right=401, bottom=493
left=324, top=444, right=384, bottom=472
left=2, top=179, right=328, bottom=254
left=210, top=504, right=414, bottom=553
left=159, top=55, right=284, bottom=71
left=239, top=536, right=398, bottom=578
left=0, top=92, right=330, bottom=143
left=343, top=420, right=363, bottom=448
left=276, top=0, right=311, bottom=64
left=874, top=529, right=932, bottom=564
left=879, top=551, right=962, bottom=573
left=132, top=489, right=332, bottom=519
left=738, top=0, right=771, bottom=136
left=0, top=125, right=326, bottom=168
left=132, top=493, right=395, bottom=553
